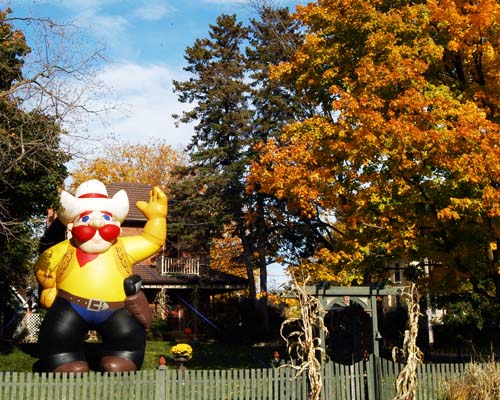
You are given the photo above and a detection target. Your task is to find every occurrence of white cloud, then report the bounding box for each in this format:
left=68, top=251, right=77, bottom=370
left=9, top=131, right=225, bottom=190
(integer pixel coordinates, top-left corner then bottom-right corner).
left=202, top=0, right=246, bottom=3
left=80, top=11, right=129, bottom=36
left=44, top=2, right=174, bottom=61
left=71, top=10, right=131, bottom=57
left=132, top=3, right=175, bottom=21
left=54, top=0, right=138, bottom=10
left=53, top=0, right=175, bottom=21
left=86, top=62, right=194, bottom=150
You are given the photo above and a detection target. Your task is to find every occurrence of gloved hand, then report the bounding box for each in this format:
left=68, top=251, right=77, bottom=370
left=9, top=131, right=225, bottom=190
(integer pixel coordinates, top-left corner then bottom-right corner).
left=40, top=287, right=57, bottom=308
left=136, top=187, right=167, bottom=220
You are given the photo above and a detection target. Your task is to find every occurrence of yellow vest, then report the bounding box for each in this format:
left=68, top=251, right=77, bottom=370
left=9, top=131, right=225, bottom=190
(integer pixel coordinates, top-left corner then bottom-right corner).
left=35, top=236, right=156, bottom=303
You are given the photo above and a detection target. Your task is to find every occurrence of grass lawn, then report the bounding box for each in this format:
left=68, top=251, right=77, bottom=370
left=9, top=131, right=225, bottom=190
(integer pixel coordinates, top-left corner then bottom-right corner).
left=0, top=340, right=286, bottom=372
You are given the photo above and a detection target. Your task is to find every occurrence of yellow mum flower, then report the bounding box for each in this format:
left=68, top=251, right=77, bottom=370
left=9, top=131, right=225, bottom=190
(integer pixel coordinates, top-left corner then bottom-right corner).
left=171, top=343, right=193, bottom=360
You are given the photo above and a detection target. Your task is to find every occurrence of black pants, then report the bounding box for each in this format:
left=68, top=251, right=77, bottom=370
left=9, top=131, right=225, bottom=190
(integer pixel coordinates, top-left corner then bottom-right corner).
left=37, top=297, right=146, bottom=372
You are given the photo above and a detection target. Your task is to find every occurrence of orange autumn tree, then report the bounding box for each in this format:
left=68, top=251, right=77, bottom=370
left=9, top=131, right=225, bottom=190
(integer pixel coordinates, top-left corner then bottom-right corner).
left=249, top=0, right=500, bottom=312
left=210, top=223, right=247, bottom=279
left=70, top=139, right=187, bottom=190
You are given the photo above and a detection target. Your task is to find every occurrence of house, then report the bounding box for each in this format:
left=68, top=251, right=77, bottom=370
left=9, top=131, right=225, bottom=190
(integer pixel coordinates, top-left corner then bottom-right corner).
left=108, top=182, right=248, bottom=337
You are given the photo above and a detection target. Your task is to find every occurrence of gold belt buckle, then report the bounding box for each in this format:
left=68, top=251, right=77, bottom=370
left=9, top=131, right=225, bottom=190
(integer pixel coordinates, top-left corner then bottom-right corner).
left=87, top=298, right=109, bottom=311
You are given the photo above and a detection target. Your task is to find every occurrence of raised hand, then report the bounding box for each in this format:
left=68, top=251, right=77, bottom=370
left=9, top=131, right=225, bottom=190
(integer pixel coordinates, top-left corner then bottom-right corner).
left=136, top=187, right=168, bottom=220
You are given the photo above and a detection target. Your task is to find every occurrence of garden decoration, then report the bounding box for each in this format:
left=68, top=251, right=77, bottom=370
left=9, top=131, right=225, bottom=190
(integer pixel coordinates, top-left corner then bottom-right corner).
left=170, top=343, right=192, bottom=370
left=158, top=355, right=167, bottom=370
left=271, top=351, right=284, bottom=368
left=34, top=179, right=167, bottom=373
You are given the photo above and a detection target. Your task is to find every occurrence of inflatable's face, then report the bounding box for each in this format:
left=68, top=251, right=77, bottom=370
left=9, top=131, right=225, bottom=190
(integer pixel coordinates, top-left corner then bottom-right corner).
left=70, top=210, right=121, bottom=253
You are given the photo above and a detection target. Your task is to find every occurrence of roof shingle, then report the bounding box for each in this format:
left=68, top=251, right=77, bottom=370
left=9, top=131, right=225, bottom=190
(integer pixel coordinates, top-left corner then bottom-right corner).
left=107, top=182, right=152, bottom=221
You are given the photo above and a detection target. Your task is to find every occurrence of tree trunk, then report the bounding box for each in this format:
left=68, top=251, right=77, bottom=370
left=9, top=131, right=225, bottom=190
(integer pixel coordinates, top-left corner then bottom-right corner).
left=238, top=222, right=257, bottom=302
left=257, top=195, right=270, bottom=335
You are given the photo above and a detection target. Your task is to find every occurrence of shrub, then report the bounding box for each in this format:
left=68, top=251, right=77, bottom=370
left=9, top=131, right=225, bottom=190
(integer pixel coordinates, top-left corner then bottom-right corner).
left=148, top=319, right=170, bottom=341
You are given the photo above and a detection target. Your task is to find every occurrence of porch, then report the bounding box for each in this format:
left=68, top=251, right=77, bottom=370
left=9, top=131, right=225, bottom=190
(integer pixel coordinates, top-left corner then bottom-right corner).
left=155, top=257, right=205, bottom=276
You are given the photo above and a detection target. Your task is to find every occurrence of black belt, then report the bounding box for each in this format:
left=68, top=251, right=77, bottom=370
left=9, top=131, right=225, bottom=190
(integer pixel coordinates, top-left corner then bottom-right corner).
left=58, top=289, right=125, bottom=311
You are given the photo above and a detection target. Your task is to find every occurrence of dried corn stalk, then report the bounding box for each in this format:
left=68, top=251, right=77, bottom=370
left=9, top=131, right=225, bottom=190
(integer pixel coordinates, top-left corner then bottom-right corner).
left=392, top=283, right=423, bottom=400
left=280, top=274, right=328, bottom=400
left=153, top=288, right=170, bottom=320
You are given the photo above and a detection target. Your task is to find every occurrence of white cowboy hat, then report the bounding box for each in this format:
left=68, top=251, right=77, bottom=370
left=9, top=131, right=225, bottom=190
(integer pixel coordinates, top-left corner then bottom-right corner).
left=57, top=179, right=129, bottom=226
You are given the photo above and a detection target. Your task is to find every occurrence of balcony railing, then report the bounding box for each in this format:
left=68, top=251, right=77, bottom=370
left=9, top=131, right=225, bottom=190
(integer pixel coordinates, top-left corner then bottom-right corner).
left=156, top=256, right=202, bottom=276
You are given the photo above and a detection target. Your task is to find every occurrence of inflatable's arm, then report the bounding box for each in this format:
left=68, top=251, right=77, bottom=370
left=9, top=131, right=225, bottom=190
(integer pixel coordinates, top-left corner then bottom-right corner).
left=138, top=186, right=167, bottom=244
left=123, top=187, right=167, bottom=262
left=34, top=241, right=67, bottom=308
left=122, top=187, right=166, bottom=330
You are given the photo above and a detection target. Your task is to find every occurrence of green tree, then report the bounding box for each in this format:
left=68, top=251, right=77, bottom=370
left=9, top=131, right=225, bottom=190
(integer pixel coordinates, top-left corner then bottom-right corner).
left=0, top=8, right=69, bottom=317
left=172, top=8, right=307, bottom=337
left=173, top=14, right=257, bottom=299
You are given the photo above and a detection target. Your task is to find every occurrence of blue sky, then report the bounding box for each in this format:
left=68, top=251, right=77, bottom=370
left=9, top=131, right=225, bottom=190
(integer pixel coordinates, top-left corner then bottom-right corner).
left=7, top=0, right=302, bottom=155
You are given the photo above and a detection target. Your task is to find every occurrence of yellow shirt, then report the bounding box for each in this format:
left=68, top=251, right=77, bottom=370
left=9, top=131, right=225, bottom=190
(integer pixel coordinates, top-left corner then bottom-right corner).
left=35, top=236, right=159, bottom=303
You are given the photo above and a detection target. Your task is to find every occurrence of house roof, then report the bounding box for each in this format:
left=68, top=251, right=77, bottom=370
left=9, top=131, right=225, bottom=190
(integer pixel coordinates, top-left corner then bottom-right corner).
left=133, top=264, right=248, bottom=292
left=107, top=182, right=153, bottom=222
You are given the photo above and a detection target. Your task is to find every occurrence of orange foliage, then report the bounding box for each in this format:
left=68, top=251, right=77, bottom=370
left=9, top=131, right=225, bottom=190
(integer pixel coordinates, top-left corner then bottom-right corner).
left=209, top=223, right=247, bottom=278
left=249, top=0, right=500, bottom=291
left=69, top=138, right=187, bottom=191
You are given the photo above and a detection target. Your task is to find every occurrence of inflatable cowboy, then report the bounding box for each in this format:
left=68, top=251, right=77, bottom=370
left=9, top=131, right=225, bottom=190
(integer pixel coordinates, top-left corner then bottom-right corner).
left=34, top=179, right=167, bottom=373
